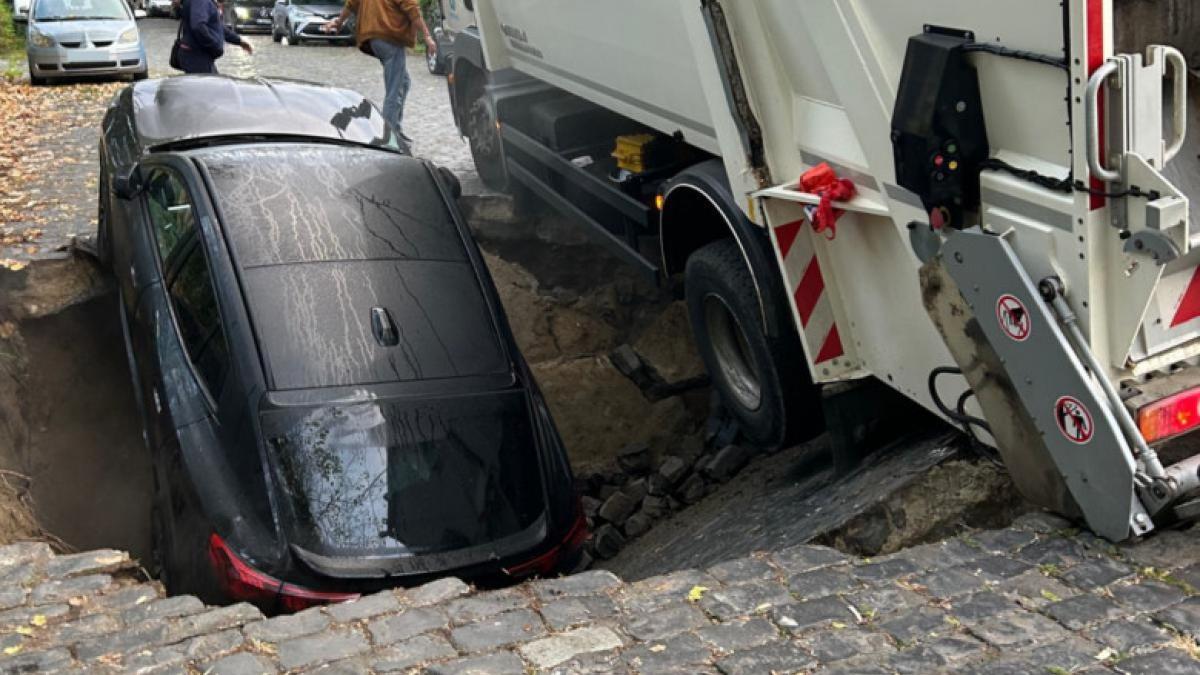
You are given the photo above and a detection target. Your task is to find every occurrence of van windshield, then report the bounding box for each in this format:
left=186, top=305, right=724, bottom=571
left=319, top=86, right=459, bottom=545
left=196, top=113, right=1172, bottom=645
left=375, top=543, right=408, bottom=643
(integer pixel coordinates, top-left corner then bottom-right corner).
left=34, top=0, right=128, bottom=20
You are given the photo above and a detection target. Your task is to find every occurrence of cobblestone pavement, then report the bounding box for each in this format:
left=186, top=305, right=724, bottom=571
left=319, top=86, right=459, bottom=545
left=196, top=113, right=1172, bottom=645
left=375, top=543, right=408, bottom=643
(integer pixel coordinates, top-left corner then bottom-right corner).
left=3, top=17, right=476, bottom=262
left=1, top=514, right=1199, bottom=673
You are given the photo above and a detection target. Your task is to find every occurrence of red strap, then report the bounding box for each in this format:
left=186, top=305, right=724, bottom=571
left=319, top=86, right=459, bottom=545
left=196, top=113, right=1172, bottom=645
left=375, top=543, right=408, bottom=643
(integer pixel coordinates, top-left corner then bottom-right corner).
left=798, top=163, right=856, bottom=240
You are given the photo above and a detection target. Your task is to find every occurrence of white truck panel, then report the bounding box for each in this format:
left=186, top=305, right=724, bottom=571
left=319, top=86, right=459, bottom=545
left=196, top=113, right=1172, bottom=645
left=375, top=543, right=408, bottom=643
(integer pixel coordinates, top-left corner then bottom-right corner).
left=477, top=0, right=720, bottom=154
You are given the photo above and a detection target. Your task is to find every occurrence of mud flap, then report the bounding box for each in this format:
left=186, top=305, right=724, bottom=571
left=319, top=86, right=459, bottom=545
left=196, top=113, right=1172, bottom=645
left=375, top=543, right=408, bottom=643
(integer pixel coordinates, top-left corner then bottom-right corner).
left=922, top=230, right=1149, bottom=541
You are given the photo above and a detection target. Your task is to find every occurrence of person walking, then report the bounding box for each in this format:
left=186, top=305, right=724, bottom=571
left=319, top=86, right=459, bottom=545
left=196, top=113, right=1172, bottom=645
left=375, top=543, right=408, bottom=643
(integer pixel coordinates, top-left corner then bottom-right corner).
left=326, top=0, right=435, bottom=140
left=176, top=0, right=253, bottom=74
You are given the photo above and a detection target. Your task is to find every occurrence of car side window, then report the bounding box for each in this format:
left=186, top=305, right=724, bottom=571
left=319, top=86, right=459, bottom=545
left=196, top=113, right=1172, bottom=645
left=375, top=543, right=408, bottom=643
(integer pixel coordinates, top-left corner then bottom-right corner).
left=168, top=241, right=231, bottom=398
left=145, top=168, right=196, bottom=268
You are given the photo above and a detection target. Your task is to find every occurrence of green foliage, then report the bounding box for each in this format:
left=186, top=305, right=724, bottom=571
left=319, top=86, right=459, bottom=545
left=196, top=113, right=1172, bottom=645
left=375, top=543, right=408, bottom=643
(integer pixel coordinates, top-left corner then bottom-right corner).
left=0, top=7, right=24, bottom=81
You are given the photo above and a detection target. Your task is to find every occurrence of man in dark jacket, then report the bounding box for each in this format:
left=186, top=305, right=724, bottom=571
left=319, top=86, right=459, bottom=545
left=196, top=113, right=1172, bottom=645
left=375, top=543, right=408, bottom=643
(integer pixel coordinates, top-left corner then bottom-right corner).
left=178, top=0, right=253, bottom=74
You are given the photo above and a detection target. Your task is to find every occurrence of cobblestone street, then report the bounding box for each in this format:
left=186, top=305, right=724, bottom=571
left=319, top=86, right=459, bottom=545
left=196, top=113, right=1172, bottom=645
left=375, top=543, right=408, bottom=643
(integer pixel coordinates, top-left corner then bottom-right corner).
left=1, top=16, right=474, bottom=262
left=0, top=515, right=1198, bottom=673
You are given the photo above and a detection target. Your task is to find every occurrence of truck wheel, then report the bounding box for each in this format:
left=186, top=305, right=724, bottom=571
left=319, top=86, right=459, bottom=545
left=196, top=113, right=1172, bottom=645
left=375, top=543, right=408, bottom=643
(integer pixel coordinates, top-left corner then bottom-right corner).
left=686, top=238, right=818, bottom=449
left=463, top=82, right=507, bottom=190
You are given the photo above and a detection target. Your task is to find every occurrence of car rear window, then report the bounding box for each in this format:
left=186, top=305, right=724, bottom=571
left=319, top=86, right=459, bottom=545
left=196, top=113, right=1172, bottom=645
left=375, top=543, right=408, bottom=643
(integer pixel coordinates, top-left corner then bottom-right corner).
left=200, top=146, right=468, bottom=267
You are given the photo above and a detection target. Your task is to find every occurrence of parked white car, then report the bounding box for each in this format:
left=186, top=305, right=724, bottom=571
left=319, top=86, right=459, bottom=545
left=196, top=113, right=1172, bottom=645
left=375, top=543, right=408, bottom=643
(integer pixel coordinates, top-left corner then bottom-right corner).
left=12, top=0, right=32, bottom=22
left=26, top=0, right=148, bottom=85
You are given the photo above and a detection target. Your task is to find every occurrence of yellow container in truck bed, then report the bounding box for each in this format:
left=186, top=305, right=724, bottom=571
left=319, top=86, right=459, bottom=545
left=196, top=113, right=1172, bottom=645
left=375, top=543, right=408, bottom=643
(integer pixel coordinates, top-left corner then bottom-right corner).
left=612, top=133, right=657, bottom=174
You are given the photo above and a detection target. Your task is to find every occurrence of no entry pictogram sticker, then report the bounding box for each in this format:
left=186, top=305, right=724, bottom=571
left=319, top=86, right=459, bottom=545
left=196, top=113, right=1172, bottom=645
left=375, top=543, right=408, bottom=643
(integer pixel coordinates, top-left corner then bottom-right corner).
left=1054, top=396, right=1094, bottom=444
left=996, top=294, right=1031, bottom=342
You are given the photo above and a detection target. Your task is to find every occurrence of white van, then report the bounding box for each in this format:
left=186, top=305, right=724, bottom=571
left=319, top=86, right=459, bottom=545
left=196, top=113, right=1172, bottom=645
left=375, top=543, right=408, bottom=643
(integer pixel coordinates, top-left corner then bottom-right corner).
left=12, top=0, right=31, bottom=22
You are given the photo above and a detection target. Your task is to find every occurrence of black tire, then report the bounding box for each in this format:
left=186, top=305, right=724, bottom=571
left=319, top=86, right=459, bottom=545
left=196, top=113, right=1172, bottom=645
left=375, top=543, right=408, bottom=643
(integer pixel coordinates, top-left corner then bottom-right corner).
left=132, top=68, right=148, bottom=81
left=28, top=62, right=46, bottom=86
left=271, top=26, right=282, bottom=42
left=426, top=47, right=447, bottom=75
left=462, top=77, right=507, bottom=191
left=685, top=238, right=820, bottom=450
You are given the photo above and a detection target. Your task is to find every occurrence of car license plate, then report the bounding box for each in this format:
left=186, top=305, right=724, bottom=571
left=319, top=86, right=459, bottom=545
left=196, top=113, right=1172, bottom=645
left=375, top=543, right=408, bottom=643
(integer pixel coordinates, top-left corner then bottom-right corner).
left=256, top=18, right=269, bottom=23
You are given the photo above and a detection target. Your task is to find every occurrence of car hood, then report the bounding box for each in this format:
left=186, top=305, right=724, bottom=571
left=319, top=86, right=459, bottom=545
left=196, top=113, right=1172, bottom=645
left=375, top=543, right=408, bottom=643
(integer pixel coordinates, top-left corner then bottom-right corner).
left=291, top=5, right=343, bottom=17
left=260, top=389, right=550, bottom=578
left=30, top=18, right=133, bottom=41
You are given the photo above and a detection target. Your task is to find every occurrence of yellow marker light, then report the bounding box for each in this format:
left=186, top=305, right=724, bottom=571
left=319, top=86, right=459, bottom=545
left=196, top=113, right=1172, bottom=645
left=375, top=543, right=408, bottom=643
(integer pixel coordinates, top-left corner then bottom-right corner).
left=949, top=160, right=959, bottom=171
left=655, top=194, right=665, bottom=211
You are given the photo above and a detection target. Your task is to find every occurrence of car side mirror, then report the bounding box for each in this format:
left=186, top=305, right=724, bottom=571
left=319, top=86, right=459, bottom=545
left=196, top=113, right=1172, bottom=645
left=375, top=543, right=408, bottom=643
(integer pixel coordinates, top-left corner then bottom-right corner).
left=113, top=165, right=144, bottom=200
left=133, top=8, right=146, bottom=18
left=436, top=166, right=462, bottom=200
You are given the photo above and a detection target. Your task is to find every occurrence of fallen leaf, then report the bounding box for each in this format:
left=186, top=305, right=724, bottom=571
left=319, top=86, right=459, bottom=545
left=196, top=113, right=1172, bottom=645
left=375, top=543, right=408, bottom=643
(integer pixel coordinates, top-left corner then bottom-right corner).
left=686, top=585, right=709, bottom=602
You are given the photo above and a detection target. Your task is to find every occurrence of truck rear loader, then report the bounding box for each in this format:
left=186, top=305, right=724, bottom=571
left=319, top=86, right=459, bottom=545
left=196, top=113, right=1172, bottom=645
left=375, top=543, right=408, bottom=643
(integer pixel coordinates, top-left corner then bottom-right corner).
left=444, top=0, right=1200, bottom=542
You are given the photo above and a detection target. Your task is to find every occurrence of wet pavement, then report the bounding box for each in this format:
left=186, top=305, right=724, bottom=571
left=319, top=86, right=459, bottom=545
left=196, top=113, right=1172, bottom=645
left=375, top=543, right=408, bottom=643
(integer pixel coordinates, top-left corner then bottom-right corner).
left=2, top=16, right=476, bottom=262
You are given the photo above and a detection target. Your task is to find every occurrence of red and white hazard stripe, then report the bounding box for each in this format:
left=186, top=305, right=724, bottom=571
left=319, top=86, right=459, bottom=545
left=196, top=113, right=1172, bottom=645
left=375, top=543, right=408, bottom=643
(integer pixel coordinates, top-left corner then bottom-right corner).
left=773, top=219, right=843, bottom=363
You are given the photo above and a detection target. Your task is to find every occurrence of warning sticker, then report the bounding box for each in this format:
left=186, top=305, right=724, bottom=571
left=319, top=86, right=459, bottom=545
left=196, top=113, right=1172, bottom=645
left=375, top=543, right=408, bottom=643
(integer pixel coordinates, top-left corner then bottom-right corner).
left=1054, top=396, right=1094, bottom=445
left=996, top=294, right=1031, bottom=342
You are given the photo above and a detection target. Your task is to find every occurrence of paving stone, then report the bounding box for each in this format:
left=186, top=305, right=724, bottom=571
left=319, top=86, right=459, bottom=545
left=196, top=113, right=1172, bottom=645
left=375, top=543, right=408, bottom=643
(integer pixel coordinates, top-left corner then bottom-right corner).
left=878, top=538, right=983, bottom=572
left=1084, top=616, right=1174, bottom=654
left=968, top=528, right=1038, bottom=554
left=425, top=651, right=527, bottom=675
left=52, top=612, right=122, bottom=642
left=0, top=542, right=52, bottom=570
left=0, top=647, right=73, bottom=672
left=800, top=627, right=894, bottom=662
left=619, top=568, right=720, bottom=614
left=706, top=557, right=776, bottom=585
left=699, top=580, right=793, bottom=621
left=922, top=633, right=988, bottom=663
left=968, top=555, right=1033, bottom=582
left=769, top=544, right=848, bottom=575
left=370, top=634, right=458, bottom=672
left=841, top=584, right=925, bottom=618
left=404, top=577, right=470, bottom=607
left=910, top=564, right=989, bottom=599
left=0, top=563, right=40, bottom=588
left=1011, top=511, right=1074, bottom=533
left=623, top=602, right=709, bottom=641
left=581, top=496, right=602, bottom=520
left=1154, top=596, right=1200, bottom=639
left=92, top=584, right=159, bottom=611
left=121, top=595, right=206, bottom=626
left=203, top=651, right=279, bottom=675
left=592, top=524, right=626, bottom=559
left=657, top=456, right=689, bottom=487
left=540, top=594, right=618, bottom=631
left=74, top=621, right=170, bottom=660
left=622, top=513, right=653, bottom=539
left=0, top=586, right=27, bottom=611
left=597, top=491, right=638, bottom=525
left=675, top=474, right=708, bottom=505
left=325, top=591, right=401, bottom=623
left=1021, top=635, right=1111, bottom=673
left=852, top=559, right=920, bottom=584
left=788, top=567, right=863, bottom=601
left=878, top=644, right=948, bottom=674
left=0, top=603, right=70, bottom=629
left=43, top=549, right=130, bottom=580
left=967, top=609, right=1074, bottom=649
left=770, top=599, right=856, bottom=635
left=948, top=590, right=1017, bottom=620
left=277, top=629, right=371, bottom=671
left=957, top=656, right=1047, bottom=674
left=620, top=631, right=710, bottom=672
left=616, top=442, right=652, bottom=475
left=30, top=574, right=112, bottom=604
left=243, top=607, right=331, bottom=643
left=1059, top=556, right=1135, bottom=590
left=535, top=570, right=622, bottom=601
left=551, top=647, right=626, bottom=674
left=1043, top=593, right=1126, bottom=629
left=165, top=603, right=262, bottom=642
left=1122, top=529, right=1200, bottom=571
left=622, top=478, right=650, bottom=504
left=1112, top=647, right=1200, bottom=674
left=640, top=495, right=671, bottom=519
left=695, top=616, right=777, bottom=653
left=997, top=568, right=1082, bottom=608
left=450, top=608, right=547, bottom=652
left=1015, top=536, right=1090, bottom=568
left=818, top=658, right=893, bottom=675
left=714, top=640, right=817, bottom=675
left=876, top=606, right=953, bottom=645
left=367, top=607, right=449, bottom=645
left=446, top=589, right=529, bottom=625
left=124, top=627, right=244, bottom=671
left=1111, top=579, right=1188, bottom=614
left=519, top=625, right=624, bottom=668
left=702, top=445, right=750, bottom=482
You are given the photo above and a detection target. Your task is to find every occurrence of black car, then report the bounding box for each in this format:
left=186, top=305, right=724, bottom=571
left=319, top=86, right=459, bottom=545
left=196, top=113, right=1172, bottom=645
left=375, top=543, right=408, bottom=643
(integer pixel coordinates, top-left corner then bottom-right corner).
left=223, top=0, right=274, bottom=33
left=98, top=76, right=586, bottom=611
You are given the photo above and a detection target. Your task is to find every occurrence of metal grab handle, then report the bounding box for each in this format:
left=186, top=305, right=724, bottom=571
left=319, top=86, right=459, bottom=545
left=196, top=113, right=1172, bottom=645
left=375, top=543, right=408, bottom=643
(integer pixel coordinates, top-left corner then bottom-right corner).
left=1163, top=46, right=1188, bottom=163
left=1086, top=60, right=1121, bottom=183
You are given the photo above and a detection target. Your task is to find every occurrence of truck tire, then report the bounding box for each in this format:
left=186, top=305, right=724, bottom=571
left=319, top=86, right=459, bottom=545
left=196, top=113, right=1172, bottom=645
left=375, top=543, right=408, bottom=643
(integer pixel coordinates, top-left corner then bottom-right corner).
left=462, top=80, right=507, bottom=190
left=686, top=238, right=818, bottom=449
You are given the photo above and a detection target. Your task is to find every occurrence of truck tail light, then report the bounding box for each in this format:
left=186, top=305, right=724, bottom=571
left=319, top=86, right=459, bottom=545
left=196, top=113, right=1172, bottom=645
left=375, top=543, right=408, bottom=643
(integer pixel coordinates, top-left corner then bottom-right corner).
left=1137, top=387, right=1200, bottom=443
left=207, top=534, right=359, bottom=613
left=502, top=500, right=590, bottom=579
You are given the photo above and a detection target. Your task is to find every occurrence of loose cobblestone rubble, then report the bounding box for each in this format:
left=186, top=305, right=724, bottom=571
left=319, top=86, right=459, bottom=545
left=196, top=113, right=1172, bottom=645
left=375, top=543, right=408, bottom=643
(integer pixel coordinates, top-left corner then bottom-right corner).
left=0, top=514, right=1198, bottom=673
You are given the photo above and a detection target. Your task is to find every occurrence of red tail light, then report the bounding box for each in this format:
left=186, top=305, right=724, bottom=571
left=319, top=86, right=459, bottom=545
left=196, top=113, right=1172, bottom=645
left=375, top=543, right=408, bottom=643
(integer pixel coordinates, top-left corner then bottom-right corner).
left=503, top=502, right=590, bottom=578
left=207, top=534, right=360, bottom=613
left=1138, top=387, right=1200, bottom=443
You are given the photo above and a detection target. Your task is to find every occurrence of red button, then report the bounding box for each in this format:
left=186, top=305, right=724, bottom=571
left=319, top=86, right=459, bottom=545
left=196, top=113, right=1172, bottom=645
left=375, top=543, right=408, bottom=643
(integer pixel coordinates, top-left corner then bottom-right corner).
left=934, top=155, right=944, bottom=167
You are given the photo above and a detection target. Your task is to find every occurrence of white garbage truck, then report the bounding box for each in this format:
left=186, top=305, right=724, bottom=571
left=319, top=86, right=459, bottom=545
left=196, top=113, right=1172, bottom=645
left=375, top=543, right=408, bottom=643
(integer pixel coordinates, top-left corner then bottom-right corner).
left=444, top=0, right=1200, bottom=542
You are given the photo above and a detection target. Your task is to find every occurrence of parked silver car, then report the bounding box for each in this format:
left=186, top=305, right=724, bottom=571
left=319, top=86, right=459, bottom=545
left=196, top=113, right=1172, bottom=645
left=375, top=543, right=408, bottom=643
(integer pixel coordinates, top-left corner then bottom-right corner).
left=26, top=0, right=148, bottom=85
left=270, top=0, right=352, bottom=45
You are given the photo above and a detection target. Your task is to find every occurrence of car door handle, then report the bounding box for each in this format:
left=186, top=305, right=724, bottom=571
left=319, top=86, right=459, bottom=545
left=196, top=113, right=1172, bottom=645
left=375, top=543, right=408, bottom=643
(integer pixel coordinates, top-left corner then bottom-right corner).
left=152, top=386, right=162, bottom=415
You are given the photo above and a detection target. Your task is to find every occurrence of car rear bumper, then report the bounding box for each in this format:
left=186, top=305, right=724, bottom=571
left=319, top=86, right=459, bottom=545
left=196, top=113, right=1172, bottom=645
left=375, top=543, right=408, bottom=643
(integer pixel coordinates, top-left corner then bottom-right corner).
left=28, top=45, right=146, bottom=78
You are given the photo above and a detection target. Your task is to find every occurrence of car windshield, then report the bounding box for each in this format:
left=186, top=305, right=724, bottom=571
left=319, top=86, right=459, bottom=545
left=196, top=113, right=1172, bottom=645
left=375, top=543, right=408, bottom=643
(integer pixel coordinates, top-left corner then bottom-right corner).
left=237, top=0, right=273, bottom=6
left=34, top=0, right=127, bottom=21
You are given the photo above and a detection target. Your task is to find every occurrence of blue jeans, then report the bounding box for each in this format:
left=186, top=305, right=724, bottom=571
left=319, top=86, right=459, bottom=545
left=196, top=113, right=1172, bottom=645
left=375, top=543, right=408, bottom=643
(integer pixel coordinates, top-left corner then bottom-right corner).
left=371, top=38, right=410, bottom=136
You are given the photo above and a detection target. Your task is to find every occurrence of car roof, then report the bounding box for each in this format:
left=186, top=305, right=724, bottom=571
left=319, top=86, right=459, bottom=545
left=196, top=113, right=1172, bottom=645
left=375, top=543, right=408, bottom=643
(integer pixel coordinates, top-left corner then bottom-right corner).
left=129, top=76, right=400, bottom=153
left=190, top=144, right=510, bottom=391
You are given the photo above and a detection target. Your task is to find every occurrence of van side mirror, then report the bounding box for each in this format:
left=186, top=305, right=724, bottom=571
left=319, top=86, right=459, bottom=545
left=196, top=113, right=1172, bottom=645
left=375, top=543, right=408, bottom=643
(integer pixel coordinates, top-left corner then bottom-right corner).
left=436, top=166, right=462, bottom=200
left=113, top=165, right=144, bottom=200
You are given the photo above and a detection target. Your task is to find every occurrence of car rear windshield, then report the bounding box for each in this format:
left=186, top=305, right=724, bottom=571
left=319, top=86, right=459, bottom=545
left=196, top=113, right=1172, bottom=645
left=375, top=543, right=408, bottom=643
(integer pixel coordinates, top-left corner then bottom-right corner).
left=262, top=390, right=545, bottom=555
left=200, top=146, right=507, bottom=390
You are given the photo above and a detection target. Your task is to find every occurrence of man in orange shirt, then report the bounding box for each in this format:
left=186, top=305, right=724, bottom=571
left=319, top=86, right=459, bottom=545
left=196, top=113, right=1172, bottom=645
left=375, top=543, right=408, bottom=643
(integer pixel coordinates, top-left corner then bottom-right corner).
left=327, top=0, right=435, bottom=142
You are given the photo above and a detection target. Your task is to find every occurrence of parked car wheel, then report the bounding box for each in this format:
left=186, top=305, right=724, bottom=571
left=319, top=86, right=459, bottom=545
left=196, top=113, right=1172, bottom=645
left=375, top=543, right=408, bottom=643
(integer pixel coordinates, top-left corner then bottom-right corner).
left=685, top=238, right=820, bottom=450
left=28, top=63, right=46, bottom=86
left=271, top=25, right=282, bottom=42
